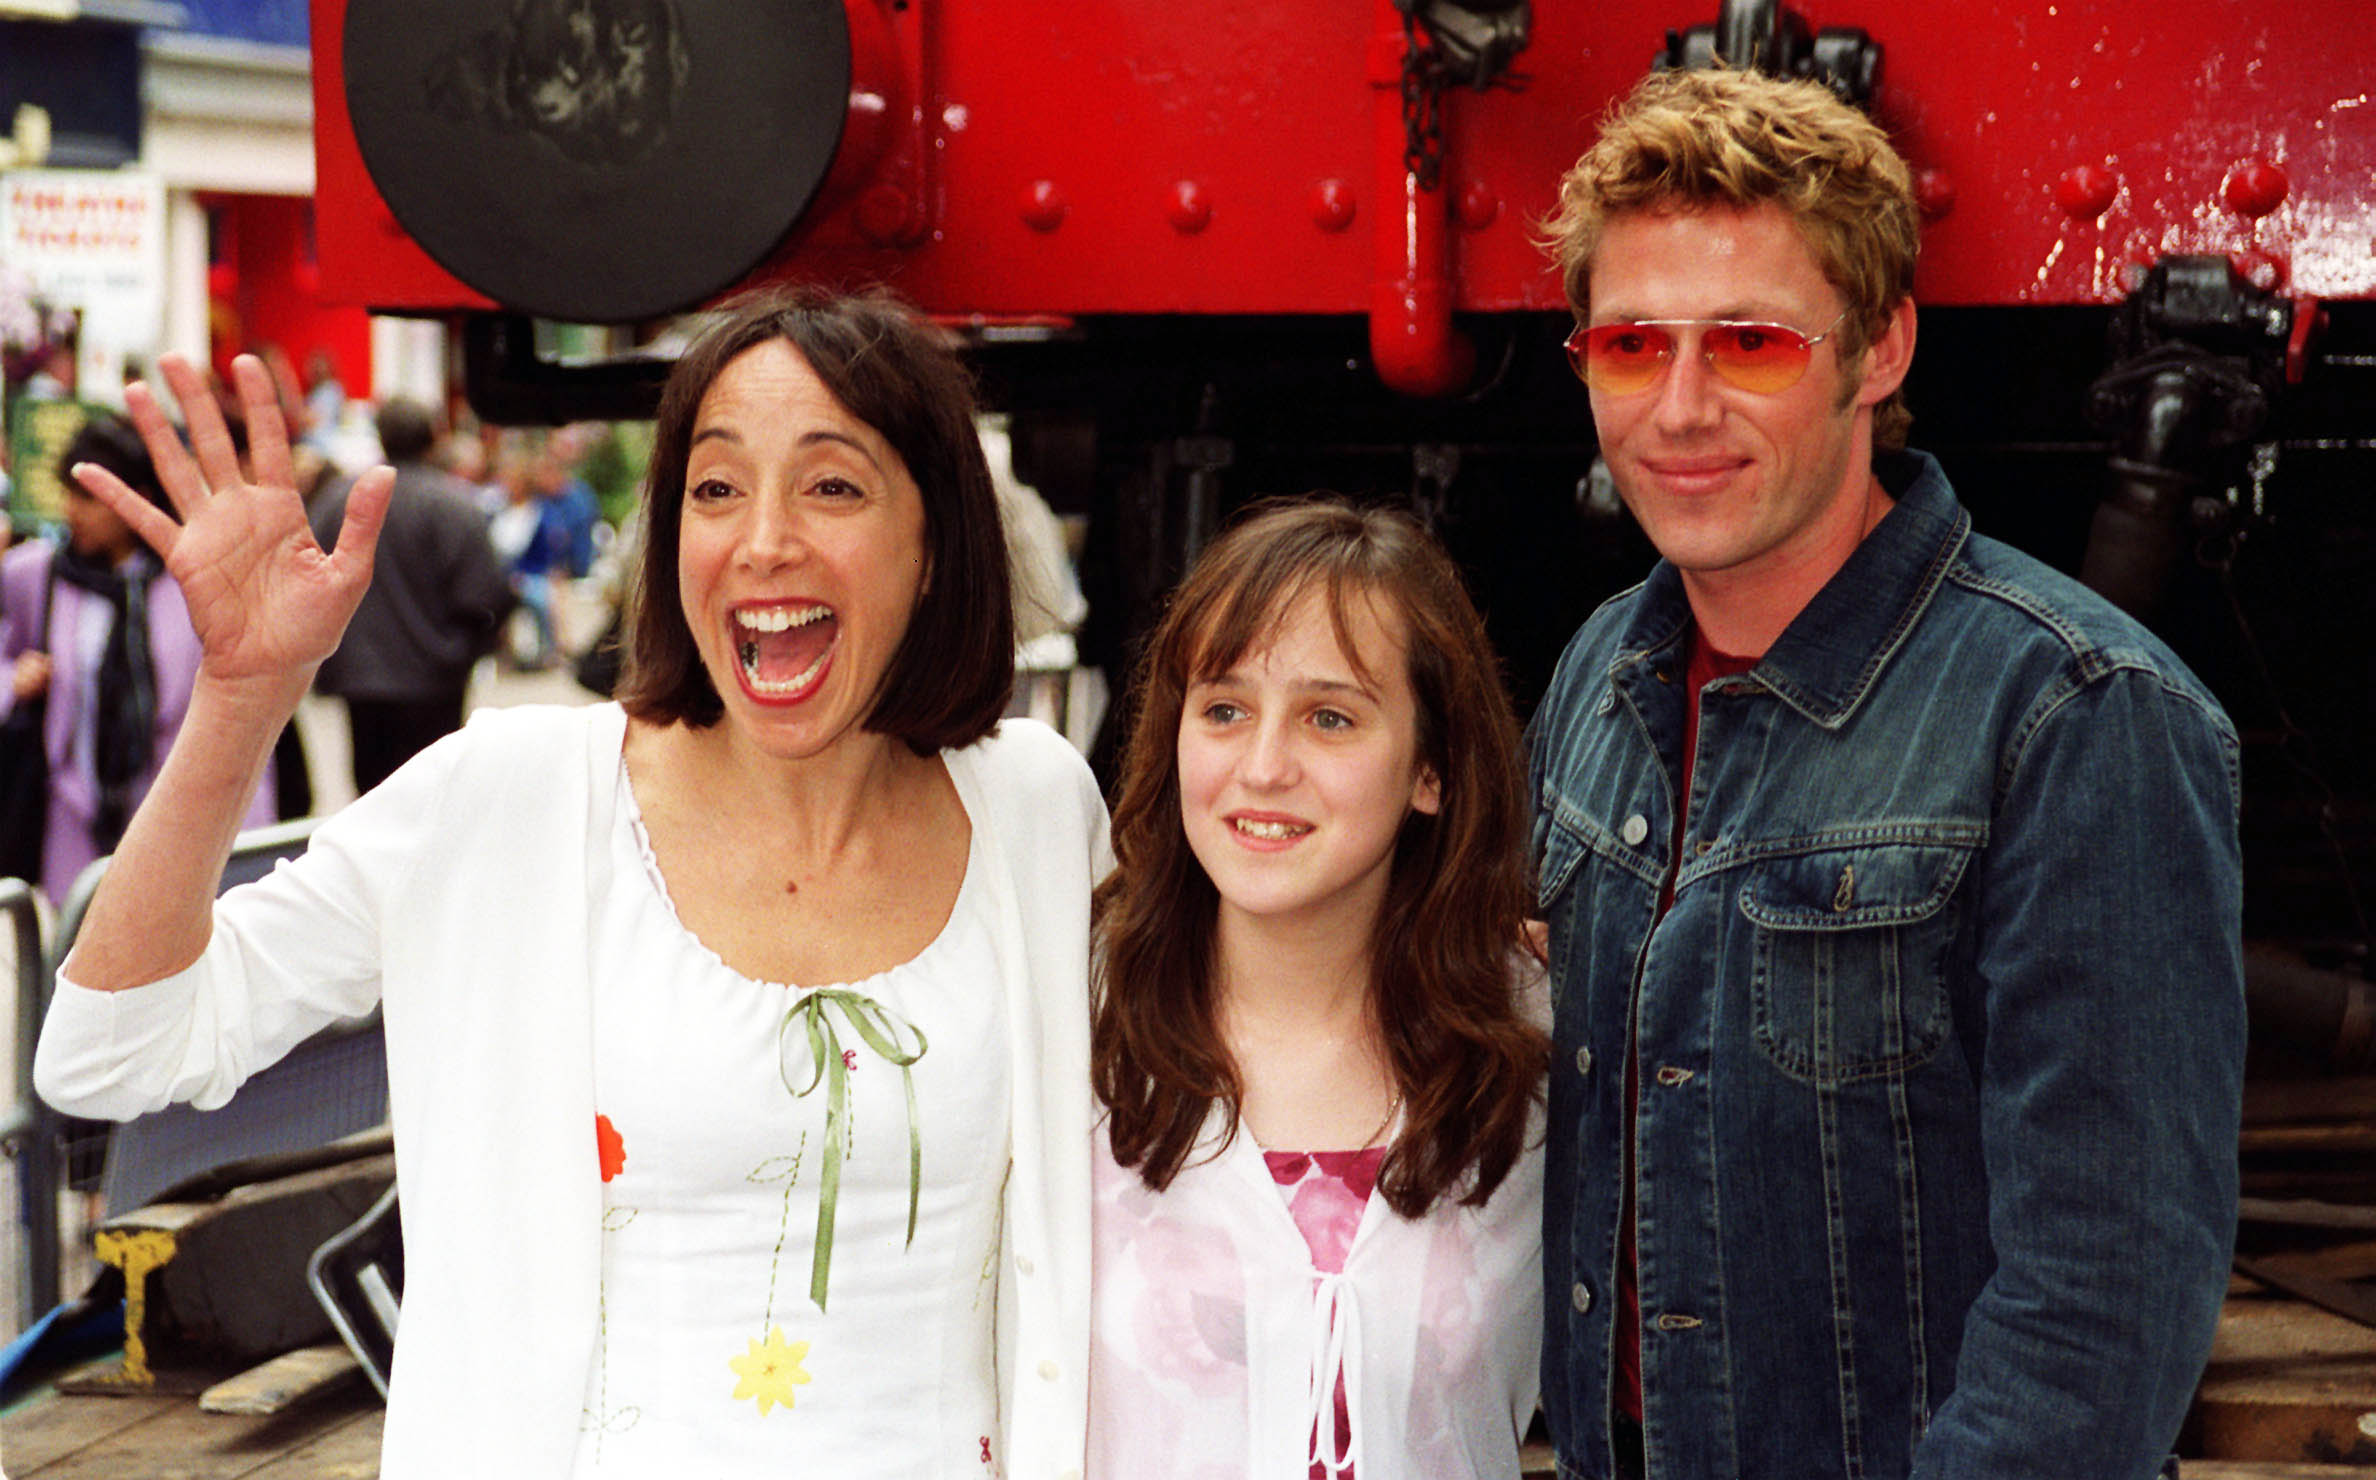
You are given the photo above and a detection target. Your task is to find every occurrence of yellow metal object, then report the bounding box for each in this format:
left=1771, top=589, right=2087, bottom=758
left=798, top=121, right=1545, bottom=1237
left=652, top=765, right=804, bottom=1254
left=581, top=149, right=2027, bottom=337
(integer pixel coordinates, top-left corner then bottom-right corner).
left=92, top=1228, right=179, bottom=1388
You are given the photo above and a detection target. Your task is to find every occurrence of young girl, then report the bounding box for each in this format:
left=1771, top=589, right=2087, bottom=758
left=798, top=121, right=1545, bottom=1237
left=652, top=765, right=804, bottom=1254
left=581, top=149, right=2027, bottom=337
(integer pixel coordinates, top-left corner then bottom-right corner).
left=1088, top=498, right=1548, bottom=1478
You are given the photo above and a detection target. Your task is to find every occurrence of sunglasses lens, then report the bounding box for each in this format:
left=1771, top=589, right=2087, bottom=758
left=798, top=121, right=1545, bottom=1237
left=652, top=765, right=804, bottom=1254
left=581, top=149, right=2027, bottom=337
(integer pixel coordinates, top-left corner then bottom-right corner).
left=1704, top=323, right=1815, bottom=393
left=1572, top=324, right=1673, bottom=395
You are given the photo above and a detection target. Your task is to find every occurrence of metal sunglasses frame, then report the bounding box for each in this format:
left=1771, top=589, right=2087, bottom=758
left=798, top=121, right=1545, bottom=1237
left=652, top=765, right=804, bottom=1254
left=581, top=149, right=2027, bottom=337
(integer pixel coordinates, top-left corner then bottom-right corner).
left=1563, top=309, right=1852, bottom=394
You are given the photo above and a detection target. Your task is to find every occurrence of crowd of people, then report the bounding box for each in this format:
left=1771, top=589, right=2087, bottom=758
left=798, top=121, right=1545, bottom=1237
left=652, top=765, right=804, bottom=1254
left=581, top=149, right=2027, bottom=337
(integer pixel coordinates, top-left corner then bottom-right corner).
left=23, top=68, right=2243, bottom=1480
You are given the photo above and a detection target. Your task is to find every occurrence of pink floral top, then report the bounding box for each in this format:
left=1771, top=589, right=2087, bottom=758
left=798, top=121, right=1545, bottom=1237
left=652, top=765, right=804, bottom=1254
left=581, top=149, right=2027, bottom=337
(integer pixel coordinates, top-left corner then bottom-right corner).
left=1088, top=1094, right=1543, bottom=1480
left=1265, top=1146, right=1388, bottom=1478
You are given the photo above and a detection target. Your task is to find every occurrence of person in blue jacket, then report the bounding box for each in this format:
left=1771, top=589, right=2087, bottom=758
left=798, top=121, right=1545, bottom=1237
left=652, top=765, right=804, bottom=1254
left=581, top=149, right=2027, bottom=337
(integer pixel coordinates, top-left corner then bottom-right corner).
left=1528, top=67, right=2243, bottom=1480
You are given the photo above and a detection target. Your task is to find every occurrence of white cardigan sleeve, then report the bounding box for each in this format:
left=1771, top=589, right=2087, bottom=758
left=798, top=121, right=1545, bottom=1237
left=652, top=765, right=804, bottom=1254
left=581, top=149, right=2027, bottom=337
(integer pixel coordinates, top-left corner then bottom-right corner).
left=33, top=722, right=465, bottom=1119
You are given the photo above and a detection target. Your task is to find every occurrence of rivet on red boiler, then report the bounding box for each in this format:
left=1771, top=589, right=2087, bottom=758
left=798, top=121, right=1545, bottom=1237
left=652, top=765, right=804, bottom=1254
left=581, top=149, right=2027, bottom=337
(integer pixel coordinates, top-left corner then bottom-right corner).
left=1168, top=181, right=1213, bottom=235
left=2053, top=164, right=2119, bottom=221
left=1914, top=167, right=1956, bottom=222
left=1020, top=180, right=1067, bottom=233
left=1456, top=181, right=1500, bottom=230
left=856, top=185, right=918, bottom=246
left=2222, top=160, right=2290, bottom=220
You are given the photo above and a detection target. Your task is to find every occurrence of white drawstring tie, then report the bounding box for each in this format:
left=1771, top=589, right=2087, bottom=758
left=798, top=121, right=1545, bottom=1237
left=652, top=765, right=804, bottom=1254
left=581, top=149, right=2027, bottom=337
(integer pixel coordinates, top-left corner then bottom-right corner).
left=1306, top=1270, right=1365, bottom=1476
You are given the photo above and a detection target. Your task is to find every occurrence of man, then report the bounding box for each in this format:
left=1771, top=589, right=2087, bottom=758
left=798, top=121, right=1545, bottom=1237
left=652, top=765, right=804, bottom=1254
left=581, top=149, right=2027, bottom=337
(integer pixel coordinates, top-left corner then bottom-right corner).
left=311, top=398, right=514, bottom=793
left=1527, top=68, right=2242, bottom=1480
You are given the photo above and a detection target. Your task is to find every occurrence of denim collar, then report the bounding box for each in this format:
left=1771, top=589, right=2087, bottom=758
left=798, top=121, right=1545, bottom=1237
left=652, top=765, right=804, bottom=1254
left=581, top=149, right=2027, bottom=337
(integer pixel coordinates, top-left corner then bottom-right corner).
left=1614, top=448, right=1971, bottom=729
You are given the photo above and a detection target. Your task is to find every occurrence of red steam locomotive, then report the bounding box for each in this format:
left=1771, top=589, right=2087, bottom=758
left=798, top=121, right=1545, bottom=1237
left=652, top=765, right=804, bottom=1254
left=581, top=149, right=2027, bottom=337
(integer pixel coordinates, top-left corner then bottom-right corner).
left=308, top=0, right=2376, bottom=1057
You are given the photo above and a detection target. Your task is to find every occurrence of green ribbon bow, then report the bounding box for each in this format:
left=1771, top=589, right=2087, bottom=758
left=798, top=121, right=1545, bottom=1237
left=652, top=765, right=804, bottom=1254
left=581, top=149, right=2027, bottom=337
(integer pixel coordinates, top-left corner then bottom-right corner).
left=777, top=987, right=929, bottom=1312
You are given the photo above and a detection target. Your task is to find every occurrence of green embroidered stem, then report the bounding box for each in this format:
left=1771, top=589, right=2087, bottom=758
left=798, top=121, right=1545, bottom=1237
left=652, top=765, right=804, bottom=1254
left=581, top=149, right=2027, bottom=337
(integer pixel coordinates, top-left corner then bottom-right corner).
left=777, top=988, right=928, bottom=1311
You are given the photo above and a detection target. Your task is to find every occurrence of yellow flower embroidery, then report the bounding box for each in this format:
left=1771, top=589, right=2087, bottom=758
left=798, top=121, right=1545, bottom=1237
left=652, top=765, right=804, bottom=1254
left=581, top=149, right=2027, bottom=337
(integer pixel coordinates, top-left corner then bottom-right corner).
left=728, top=1326, right=813, bottom=1416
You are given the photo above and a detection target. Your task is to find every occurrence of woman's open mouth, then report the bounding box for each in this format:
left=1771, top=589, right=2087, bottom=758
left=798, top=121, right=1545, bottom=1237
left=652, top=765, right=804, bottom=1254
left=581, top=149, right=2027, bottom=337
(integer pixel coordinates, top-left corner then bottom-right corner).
left=732, top=602, right=837, bottom=699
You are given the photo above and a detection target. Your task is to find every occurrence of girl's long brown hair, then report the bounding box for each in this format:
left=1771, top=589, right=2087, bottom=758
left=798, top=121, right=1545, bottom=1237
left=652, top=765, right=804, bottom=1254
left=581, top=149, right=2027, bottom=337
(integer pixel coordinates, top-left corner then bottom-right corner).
left=1092, top=497, right=1548, bottom=1217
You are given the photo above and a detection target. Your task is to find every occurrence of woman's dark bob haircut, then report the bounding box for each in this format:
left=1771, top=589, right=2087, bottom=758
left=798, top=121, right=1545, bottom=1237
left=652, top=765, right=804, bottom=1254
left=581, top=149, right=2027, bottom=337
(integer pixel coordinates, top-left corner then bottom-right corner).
left=614, top=284, right=1014, bottom=753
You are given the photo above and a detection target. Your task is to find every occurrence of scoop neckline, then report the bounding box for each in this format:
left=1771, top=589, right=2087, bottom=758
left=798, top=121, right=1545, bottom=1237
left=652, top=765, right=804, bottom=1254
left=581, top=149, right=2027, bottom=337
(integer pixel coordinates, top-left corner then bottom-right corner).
left=612, top=750, right=981, bottom=994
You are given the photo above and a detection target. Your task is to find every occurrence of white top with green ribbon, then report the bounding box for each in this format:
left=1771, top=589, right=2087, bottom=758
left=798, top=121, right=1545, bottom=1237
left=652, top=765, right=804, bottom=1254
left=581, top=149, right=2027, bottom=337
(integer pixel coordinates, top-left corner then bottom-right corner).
left=776, top=986, right=929, bottom=1310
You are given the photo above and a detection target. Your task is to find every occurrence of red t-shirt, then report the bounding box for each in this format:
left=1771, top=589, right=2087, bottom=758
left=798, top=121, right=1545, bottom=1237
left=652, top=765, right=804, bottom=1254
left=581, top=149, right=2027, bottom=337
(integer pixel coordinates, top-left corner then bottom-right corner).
left=1615, top=630, right=1756, bottom=1423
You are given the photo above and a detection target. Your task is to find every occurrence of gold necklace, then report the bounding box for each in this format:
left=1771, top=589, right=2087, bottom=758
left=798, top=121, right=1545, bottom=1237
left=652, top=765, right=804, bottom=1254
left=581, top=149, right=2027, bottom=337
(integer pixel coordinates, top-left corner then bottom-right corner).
left=1363, top=1090, right=1404, bottom=1150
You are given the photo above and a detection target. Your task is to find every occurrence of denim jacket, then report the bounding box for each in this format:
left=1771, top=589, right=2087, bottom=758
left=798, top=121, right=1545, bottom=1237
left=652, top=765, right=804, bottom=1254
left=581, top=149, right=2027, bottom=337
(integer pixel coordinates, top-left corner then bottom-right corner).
left=1528, top=451, right=2243, bottom=1480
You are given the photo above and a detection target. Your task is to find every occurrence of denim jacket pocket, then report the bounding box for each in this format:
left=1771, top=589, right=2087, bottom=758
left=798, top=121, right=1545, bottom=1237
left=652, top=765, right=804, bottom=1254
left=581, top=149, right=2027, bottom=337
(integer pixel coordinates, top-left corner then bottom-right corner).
left=1536, top=789, right=1665, bottom=913
left=1536, top=806, right=1587, bottom=915
left=1536, top=793, right=1666, bottom=1022
left=1737, top=833, right=1979, bottom=1085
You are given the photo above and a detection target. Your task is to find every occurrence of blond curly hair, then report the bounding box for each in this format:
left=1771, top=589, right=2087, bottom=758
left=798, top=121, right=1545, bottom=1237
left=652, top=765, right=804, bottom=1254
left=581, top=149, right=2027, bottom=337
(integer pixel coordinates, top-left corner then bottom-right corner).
left=1542, top=68, right=1920, bottom=446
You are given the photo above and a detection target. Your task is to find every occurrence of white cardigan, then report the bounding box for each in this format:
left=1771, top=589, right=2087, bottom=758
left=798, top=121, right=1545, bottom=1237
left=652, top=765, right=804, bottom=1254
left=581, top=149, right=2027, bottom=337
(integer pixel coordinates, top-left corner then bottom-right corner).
left=36, top=705, right=1108, bottom=1480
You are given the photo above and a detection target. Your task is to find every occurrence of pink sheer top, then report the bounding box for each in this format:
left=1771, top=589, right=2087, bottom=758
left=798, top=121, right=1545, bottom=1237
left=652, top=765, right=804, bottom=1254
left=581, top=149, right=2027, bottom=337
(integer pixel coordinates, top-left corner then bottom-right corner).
left=1264, top=1147, right=1388, bottom=1479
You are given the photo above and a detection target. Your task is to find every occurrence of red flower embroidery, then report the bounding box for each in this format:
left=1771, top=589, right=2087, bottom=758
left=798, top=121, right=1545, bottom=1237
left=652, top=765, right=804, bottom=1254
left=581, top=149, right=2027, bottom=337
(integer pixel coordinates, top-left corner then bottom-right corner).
left=842, top=1048, right=858, bottom=1071
left=979, top=1435, right=993, bottom=1465
left=596, top=1113, right=626, bottom=1183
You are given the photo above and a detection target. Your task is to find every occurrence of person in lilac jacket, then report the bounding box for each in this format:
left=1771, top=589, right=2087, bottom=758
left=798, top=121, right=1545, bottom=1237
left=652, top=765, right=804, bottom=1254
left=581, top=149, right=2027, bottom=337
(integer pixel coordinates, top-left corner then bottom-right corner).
left=0, top=413, right=274, bottom=901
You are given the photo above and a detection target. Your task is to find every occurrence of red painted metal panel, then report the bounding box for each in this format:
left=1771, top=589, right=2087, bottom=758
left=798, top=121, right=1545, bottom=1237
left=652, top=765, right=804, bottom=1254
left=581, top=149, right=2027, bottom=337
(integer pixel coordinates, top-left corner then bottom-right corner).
left=308, top=0, right=2376, bottom=317
left=202, top=194, right=375, bottom=400
left=1863, top=0, right=2376, bottom=303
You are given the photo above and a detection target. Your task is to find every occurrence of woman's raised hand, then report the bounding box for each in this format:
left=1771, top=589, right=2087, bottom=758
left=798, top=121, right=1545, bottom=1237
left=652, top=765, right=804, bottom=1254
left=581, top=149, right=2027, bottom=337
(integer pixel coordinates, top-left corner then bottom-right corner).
left=74, top=352, right=394, bottom=693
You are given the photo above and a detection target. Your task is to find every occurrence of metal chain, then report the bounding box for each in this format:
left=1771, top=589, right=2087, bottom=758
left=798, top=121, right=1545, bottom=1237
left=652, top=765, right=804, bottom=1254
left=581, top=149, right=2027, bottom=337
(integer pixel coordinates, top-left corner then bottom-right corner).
left=1399, top=3, right=1530, bottom=189
left=1401, top=10, right=1448, bottom=191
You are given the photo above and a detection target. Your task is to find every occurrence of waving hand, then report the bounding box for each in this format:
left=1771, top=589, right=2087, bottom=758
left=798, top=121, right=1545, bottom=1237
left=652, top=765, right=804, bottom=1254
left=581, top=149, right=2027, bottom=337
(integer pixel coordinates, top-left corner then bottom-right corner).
left=73, top=352, right=394, bottom=690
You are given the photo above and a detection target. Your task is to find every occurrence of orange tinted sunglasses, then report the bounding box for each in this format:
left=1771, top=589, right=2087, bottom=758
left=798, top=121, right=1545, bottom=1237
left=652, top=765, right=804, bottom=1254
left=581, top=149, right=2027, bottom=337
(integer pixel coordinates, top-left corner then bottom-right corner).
left=1565, top=311, right=1849, bottom=396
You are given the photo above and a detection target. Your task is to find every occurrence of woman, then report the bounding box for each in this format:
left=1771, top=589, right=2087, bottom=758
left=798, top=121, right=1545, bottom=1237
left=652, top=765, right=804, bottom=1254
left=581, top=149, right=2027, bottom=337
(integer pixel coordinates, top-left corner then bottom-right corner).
left=0, top=414, right=275, bottom=900
left=1088, top=499, right=1549, bottom=1478
left=35, top=287, right=1106, bottom=1478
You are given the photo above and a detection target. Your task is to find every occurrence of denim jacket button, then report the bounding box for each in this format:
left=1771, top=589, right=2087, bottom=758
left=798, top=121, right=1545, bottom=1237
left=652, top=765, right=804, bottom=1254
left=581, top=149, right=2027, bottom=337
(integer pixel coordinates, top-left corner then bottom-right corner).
left=1575, top=1045, right=1594, bottom=1078
left=1620, top=813, right=1649, bottom=847
left=1572, top=1281, right=1593, bottom=1314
